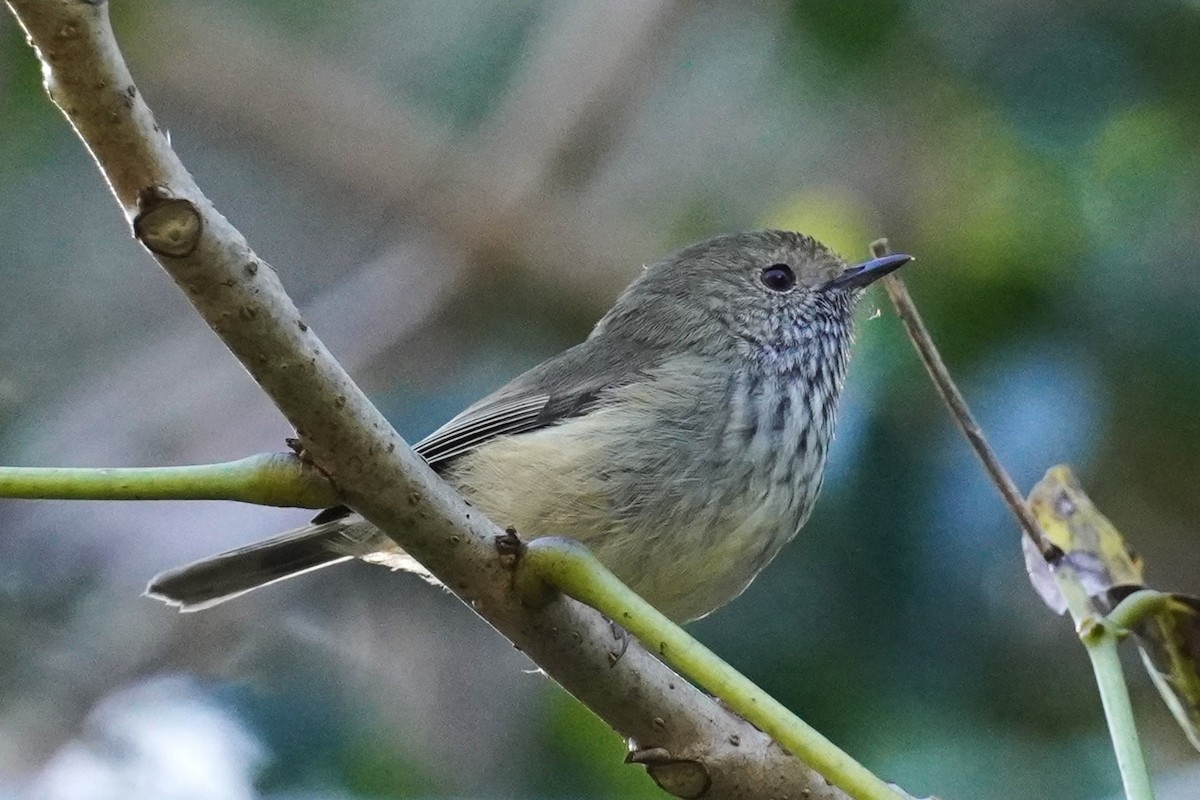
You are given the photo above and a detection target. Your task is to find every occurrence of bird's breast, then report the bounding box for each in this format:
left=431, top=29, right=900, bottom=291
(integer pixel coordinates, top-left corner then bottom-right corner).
left=718, top=363, right=836, bottom=524
left=443, top=355, right=843, bottom=621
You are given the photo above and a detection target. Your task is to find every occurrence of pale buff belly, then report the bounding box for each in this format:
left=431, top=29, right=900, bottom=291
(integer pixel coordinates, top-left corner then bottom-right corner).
left=438, top=408, right=809, bottom=622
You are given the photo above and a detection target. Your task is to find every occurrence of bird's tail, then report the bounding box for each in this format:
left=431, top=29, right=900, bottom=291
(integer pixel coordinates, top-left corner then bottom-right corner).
left=146, top=514, right=377, bottom=611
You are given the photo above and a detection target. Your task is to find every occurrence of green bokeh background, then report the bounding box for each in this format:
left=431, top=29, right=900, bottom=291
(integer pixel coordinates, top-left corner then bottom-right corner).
left=2, top=2, right=1199, bottom=798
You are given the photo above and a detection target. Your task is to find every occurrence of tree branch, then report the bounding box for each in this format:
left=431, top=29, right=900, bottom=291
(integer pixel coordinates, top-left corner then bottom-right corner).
left=4, top=1, right=863, bottom=796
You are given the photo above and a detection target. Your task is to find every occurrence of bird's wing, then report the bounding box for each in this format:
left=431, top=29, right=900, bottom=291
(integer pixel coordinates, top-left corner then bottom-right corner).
left=309, top=337, right=664, bottom=525
left=412, top=393, right=553, bottom=464
left=413, top=331, right=667, bottom=468
left=413, top=384, right=603, bottom=466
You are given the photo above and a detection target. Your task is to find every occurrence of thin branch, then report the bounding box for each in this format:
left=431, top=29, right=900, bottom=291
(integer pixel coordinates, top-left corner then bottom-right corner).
left=3, top=1, right=859, bottom=796
left=870, top=239, right=1059, bottom=561
left=0, top=454, right=337, bottom=507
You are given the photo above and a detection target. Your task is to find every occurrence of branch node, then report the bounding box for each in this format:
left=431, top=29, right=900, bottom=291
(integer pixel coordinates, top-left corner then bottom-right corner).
left=494, top=526, right=525, bottom=570
left=627, top=747, right=711, bottom=799
left=510, top=535, right=564, bottom=610
left=133, top=187, right=202, bottom=257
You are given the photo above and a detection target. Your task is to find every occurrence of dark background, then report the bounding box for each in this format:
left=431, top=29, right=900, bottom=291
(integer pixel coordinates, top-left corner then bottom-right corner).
left=2, top=1, right=1199, bottom=798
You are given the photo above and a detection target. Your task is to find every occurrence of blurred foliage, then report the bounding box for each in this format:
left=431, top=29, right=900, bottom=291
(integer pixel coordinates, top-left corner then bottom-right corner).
left=2, top=1, right=1200, bottom=799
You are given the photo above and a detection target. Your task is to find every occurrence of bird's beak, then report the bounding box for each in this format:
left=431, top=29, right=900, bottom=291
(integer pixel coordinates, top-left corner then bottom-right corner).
left=824, top=253, right=913, bottom=291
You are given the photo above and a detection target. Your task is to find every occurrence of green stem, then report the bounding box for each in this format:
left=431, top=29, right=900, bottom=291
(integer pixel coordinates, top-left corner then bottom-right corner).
left=516, top=537, right=908, bottom=800
left=0, top=453, right=338, bottom=508
left=1057, top=574, right=1156, bottom=800
left=1085, top=634, right=1157, bottom=800
left=1106, top=589, right=1171, bottom=632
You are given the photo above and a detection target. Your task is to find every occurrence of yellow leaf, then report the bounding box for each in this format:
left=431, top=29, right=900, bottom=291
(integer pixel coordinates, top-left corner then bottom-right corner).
left=1025, top=466, right=1200, bottom=752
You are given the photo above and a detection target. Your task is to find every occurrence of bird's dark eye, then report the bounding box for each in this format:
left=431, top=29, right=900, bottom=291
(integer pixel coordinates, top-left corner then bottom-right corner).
left=760, top=263, right=796, bottom=292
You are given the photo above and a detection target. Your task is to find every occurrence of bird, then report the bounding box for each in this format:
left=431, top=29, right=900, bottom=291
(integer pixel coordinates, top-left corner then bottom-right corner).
left=148, top=230, right=911, bottom=622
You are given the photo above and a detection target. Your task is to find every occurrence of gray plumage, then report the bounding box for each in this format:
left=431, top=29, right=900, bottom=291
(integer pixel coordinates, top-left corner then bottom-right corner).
left=148, top=230, right=910, bottom=621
